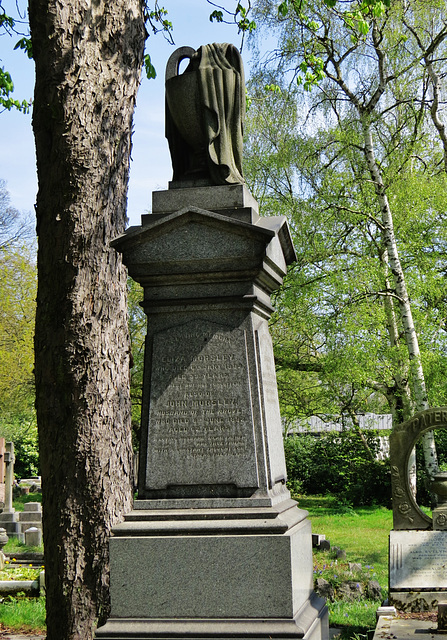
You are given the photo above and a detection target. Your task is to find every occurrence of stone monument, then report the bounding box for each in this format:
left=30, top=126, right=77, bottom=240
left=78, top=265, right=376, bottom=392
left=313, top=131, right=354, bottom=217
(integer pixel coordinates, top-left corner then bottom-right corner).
left=0, top=442, right=22, bottom=540
left=389, top=408, right=447, bottom=610
left=95, top=44, right=329, bottom=640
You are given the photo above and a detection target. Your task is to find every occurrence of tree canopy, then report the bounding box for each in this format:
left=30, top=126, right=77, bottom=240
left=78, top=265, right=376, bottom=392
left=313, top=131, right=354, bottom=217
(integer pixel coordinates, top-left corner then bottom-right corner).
left=244, top=0, right=447, bottom=432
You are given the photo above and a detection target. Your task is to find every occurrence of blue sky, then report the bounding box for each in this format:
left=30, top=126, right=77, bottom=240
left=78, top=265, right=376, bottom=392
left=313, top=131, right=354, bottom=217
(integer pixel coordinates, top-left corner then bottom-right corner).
left=0, top=1, right=245, bottom=226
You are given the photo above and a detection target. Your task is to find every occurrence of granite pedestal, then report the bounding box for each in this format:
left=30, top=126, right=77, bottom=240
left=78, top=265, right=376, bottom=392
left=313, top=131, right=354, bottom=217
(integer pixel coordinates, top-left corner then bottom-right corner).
left=95, top=185, right=328, bottom=640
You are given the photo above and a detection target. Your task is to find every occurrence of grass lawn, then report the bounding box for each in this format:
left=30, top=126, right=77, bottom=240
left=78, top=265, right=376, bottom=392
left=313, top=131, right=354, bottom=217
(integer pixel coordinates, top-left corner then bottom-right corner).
left=297, top=494, right=392, bottom=638
left=298, top=494, right=391, bottom=589
left=0, top=597, right=46, bottom=635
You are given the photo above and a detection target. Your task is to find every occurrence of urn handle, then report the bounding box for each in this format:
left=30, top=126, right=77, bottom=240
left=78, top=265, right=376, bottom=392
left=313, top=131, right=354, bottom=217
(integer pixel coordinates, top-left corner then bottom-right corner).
left=165, top=46, right=196, bottom=81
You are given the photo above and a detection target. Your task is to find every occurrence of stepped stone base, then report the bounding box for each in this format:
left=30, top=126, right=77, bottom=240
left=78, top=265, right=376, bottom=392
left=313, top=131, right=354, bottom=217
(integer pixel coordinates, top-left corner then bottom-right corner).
left=96, top=602, right=328, bottom=640
left=95, top=500, right=329, bottom=640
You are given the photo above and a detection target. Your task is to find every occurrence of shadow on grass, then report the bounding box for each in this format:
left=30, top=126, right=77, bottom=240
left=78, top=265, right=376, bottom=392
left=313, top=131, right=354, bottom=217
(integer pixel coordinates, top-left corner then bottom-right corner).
left=297, top=495, right=385, bottom=518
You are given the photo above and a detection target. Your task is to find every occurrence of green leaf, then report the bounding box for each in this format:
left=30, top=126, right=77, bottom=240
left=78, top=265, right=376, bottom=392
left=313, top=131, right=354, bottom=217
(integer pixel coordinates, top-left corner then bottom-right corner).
left=278, top=2, right=289, bottom=18
left=14, top=38, right=33, bottom=60
left=209, top=10, right=224, bottom=23
left=143, top=54, right=156, bottom=80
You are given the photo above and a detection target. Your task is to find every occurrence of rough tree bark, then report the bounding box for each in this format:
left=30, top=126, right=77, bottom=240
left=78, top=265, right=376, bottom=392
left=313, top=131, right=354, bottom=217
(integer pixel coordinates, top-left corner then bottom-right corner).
left=28, top=1, right=145, bottom=638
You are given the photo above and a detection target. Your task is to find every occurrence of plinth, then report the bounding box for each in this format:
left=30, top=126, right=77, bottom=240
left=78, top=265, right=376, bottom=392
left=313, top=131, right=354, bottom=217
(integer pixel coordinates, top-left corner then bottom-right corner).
left=95, top=184, right=328, bottom=640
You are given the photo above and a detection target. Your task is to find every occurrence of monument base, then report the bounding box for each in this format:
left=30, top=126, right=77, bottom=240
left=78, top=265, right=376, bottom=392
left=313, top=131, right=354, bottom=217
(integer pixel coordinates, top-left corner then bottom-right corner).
left=389, top=591, right=447, bottom=612
left=95, top=601, right=328, bottom=640
left=95, top=500, right=329, bottom=640
left=389, top=530, right=447, bottom=611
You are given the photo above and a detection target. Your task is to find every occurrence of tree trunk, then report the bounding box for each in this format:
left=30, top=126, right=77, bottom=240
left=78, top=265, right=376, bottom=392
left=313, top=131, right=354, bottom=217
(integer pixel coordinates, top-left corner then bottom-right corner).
left=362, top=119, right=438, bottom=480
left=29, top=1, right=145, bottom=638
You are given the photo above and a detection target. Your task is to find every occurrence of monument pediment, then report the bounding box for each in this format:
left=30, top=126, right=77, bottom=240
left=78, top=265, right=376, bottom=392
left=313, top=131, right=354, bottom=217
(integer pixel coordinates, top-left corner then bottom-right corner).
left=112, top=207, right=294, bottom=281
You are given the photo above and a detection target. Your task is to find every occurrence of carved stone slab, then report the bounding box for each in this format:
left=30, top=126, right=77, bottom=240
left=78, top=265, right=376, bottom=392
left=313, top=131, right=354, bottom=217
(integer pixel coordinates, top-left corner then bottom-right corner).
left=390, top=408, right=447, bottom=530
left=390, top=530, right=447, bottom=589
left=145, top=320, right=258, bottom=494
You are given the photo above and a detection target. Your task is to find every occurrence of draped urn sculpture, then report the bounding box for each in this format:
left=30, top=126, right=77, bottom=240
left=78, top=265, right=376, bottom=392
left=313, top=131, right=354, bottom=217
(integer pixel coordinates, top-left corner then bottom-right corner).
left=165, top=43, right=245, bottom=186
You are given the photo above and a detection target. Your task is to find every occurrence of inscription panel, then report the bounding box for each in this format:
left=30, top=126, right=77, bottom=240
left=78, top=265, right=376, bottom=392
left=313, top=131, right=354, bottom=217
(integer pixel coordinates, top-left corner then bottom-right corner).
left=146, top=321, right=258, bottom=490
left=390, top=530, right=447, bottom=589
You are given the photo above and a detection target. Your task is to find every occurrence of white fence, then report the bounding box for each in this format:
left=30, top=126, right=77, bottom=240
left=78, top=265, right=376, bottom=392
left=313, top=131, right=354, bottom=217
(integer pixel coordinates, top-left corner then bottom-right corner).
left=285, top=413, right=392, bottom=460
left=286, top=413, right=392, bottom=435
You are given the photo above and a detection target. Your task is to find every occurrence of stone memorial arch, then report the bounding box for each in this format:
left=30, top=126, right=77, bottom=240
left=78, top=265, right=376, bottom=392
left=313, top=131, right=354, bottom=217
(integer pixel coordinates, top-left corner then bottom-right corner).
left=389, top=407, right=447, bottom=610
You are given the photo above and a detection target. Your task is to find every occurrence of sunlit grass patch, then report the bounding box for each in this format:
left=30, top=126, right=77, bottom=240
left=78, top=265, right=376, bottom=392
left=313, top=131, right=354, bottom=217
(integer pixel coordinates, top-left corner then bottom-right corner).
left=0, top=596, right=46, bottom=633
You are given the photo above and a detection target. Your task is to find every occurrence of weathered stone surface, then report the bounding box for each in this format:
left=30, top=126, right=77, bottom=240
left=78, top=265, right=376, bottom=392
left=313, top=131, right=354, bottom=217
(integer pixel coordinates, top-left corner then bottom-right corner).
left=110, top=517, right=314, bottom=619
left=25, top=527, right=42, bottom=547
left=151, top=183, right=258, bottom=218
left=389, top=591, right=442, bottom=611
left=23, top=502, right=42, bottom=512
left=367, top=580, right=382, bottom=600
left=439, top=603, right=447, bottom=630
left=338, top=581, right=363, bottom=601
left=349, top=562, right=362, bottom=573
left=390, top=408, right=447, bottom=530
left=165, top=44, right=245, bottom=186
left=433, top=506, right=447, bottom=530
left=95, top=49, right=327, bottom=640
left=146, top=321, right=258, bottom=494
left=390, top=530, right=447, bottom=589
left=315, top=578, right=334, bottom=601
left=96, top=597, right=329, bottom=640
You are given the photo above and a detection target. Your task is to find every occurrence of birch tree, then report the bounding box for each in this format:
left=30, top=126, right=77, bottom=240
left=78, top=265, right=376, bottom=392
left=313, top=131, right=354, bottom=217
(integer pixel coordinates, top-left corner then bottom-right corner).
left=245, top=1, right=447, bottom=477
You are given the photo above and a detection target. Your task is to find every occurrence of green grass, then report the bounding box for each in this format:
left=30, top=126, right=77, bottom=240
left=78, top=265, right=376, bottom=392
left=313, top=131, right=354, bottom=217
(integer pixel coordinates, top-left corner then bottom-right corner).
left=12, top=492, right=42, bottom=512
left=296, top=494, right=392, bottom=638
left=298, top=494, right=391, bottom=590
left=329, top=601, right=380, bottom=639
left=0, top=597, right=45, bottom=634
left=3, top=538, right=44, bottom=554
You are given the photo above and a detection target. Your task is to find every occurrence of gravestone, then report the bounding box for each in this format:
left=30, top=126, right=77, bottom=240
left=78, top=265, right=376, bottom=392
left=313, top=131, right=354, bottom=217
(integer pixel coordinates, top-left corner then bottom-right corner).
left=0, top=442, right=22, bottom=540
left=18, top=502, right=42, bottom=535
left=389, top=407, right=447, bottom=610
left=0, top=438, right=6, bottom=506
left=95, top=44, right=328, bottom=640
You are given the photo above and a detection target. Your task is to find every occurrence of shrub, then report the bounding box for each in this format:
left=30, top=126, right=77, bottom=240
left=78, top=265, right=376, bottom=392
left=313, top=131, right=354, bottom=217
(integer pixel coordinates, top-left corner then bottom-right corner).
left=0, top=414, right=39, bottom=478
left=284, top=430, right=391, bottom=506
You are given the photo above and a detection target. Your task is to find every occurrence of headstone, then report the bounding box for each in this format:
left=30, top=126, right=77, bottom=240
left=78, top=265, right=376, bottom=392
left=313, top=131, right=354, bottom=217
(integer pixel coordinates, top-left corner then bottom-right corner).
left=315, top=578, right=334, bottom=601
left=0, top=443, right=22, bottom=540
left=312, top=533, right=326, bottom=547
left=25, top=527, right=42, bottom=547
left=95, top=44, right=329, bottom=640
left=18, top=502, right=42, bottom=534
left=389, top=409, right=447, bottom=610
left=320, top=539, right=331, bottom=552
left=338, top=581, right=363, bottom=601
left=0, top=528, right=8, bottom=549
